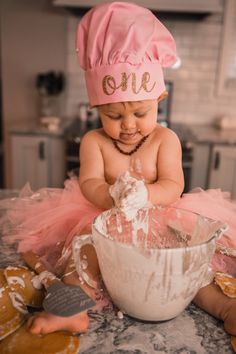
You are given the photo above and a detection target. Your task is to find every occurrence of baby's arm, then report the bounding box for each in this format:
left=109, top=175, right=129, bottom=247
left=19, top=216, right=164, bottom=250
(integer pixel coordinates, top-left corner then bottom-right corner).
left=79, top=131, right=113, bottom=210
left=147, top=128, right=184, bottom=205
left=194, top=282, right=236, bottom=335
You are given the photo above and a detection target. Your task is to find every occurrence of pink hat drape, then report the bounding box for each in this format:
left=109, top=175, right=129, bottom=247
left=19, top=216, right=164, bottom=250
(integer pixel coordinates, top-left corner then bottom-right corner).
left=76, top=2, right=177, bottom=106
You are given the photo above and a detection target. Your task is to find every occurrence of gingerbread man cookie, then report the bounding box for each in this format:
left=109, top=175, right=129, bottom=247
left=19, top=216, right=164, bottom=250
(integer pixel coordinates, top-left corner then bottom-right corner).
left=0, top=269, right=27, bottom=340
left=0, top=324, right=80, bottom=354
left=214, top=272, right=236, bottom=352
left=214, top=272, right=236, bottom=298
left=4, top=266, right=45, bottom=307
left=231, top=336, right=236, bottom=352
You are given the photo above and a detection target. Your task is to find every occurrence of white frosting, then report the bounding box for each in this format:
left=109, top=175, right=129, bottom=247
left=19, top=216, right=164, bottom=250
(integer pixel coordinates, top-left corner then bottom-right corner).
left=129, top=158, right=143, bottom=176
left=109, top=171, right=150, bottom=221
left=36, top=271, right=57, bottom=287
left=31, top=275, right=43, bottom=290
left=117, top=310, right=124, bottom=319
left=60, top=247, right=71, bottom=262
left=7, top=276, right=25, bottom=288
left=5, top=266, right=20, bottom=270
left=0, top=287, right=5, bottom=298
left=38, top=271, right=57, bottom=281
left=81, top=259, right=88, bottom=270
left=61, top=269, right=77, bottom=279
left=35, top=262, right=41, bottom=269
left=8, top=292, right=28, bottom=314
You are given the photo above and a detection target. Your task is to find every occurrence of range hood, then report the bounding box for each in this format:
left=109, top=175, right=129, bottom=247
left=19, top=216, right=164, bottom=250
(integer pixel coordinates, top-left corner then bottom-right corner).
left=53, top=0, right=223, bottom=15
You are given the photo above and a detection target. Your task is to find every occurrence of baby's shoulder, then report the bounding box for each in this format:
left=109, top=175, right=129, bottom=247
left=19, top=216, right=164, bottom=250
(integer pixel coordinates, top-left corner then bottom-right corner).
left=80, top=128, right=106, bottom=144
left=152, top=125, right=181, bottom=144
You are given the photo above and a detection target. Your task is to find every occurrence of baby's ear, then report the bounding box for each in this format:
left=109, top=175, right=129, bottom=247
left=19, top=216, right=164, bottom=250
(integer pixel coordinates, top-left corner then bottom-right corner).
left=157, top=90, right=168, bottom=103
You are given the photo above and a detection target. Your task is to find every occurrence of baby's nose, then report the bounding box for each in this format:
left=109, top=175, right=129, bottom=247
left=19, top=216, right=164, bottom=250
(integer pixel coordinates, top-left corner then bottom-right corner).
left=121, top=116, right=136, bottom=130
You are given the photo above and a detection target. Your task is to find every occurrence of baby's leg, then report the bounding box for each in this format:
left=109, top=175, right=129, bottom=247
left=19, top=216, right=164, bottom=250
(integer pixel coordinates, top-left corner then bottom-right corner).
left=27, top=242, right=100, bottom=335
left=193, top=282, right=236, bottom=335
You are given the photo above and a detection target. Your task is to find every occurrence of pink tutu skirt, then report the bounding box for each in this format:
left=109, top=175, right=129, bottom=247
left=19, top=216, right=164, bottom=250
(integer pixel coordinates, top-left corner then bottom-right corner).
left=1, top=179, right=236, bottom=277
left=0, top=178, right=102, bottom=274
left=175, top=188, right=236, bottom=277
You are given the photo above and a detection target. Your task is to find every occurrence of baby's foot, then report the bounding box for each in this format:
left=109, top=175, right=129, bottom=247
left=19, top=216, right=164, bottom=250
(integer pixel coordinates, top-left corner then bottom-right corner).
left=27, top=310, right=89, bottom=335
left=222, top=298, right=236, bottom=336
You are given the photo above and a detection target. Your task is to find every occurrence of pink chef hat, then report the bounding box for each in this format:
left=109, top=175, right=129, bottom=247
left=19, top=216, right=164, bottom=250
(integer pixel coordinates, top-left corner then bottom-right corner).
left=76, top=2, right=176, bottom=106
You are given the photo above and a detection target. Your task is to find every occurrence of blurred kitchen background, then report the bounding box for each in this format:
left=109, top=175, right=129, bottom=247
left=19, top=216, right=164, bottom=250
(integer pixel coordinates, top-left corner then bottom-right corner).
left=0, top=0, right=236, bottom=197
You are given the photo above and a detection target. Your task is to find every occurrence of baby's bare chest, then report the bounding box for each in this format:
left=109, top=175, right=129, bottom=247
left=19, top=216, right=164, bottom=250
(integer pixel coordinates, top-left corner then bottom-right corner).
left=103, top=150, right=158, bottom=184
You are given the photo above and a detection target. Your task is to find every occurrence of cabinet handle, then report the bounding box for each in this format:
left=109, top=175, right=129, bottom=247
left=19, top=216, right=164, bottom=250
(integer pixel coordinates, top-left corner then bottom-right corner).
left=214, top=151, right=220, bottom=170
left=39, top=141, right=45, bottom=160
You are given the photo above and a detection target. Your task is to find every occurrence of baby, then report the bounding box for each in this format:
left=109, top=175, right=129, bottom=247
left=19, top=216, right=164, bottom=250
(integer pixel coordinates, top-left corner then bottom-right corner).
left=24, top=2, right=184, bottom=334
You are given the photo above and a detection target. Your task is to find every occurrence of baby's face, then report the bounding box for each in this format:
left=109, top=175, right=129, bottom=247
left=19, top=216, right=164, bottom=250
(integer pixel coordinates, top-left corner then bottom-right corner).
left=97, top=99, right=158, bottom=145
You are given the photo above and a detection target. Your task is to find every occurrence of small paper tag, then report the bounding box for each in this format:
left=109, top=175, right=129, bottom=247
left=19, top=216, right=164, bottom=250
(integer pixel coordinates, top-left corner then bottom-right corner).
left=43, top=282, right=95, bottom=317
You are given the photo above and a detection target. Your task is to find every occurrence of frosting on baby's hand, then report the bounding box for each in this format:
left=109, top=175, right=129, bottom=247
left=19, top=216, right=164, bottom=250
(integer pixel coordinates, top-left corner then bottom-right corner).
left=109, top=171, right=150, bottom=220
left=120, top=179, right=148, bottom=220
left=109, top=172, right=136, bottom=206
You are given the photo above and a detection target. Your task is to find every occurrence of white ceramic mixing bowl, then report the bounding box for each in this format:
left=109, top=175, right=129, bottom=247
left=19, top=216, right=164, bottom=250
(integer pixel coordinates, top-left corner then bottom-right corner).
left=73, top=206, right=227, bottom=321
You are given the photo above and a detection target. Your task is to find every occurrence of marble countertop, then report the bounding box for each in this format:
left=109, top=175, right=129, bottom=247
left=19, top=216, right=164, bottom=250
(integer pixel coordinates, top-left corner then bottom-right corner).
left=82, top=305, right=233, bottom=354
left=0, top=191, right=234, bottom=353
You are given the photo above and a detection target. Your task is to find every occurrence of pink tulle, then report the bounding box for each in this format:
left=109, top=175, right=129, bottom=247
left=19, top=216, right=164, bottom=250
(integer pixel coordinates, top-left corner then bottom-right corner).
left=175, top=188, right=236, bottom=276
left=1, top=180, right=236, bottom=277
left=0, top=178, right=102, bottom=273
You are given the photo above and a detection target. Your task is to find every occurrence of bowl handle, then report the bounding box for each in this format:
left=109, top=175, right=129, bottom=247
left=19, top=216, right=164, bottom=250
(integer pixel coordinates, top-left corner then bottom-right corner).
left=72, top=234, right=98, bottom=289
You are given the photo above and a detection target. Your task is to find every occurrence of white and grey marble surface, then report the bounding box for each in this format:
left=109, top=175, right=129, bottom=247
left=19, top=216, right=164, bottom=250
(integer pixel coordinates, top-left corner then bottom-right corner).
left=0, top=191, right=234, bottom=354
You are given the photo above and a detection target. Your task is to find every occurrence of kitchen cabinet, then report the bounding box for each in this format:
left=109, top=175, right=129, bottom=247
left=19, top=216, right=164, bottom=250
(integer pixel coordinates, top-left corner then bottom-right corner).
left=11, top=133, right=65, bottom=190
left=189, top=143, right=211, bottom=190
left=208, top=145, right=236, bottom=199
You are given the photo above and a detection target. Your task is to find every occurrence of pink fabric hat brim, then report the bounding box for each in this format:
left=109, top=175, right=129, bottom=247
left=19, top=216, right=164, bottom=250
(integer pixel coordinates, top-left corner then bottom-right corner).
left=86, top=62, right=165, bottom=106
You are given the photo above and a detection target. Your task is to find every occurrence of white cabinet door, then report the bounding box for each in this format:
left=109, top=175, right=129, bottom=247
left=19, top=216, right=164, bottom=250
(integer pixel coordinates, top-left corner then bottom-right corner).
left=208, top=145, right=236, bottom=199
left=11, top=134, right=65, bottom=190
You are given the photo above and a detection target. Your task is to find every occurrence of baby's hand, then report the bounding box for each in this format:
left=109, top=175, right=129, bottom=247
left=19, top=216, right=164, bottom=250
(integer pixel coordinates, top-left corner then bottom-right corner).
left=109, top=171, right=137, bottom=208
left=109, top=171, right=149, bottom=220
left=120, top=179, right=149, bottom=220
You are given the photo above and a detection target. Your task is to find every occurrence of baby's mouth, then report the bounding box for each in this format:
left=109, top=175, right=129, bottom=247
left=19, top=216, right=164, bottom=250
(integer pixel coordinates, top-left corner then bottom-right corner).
left=120, top=132, right=139, bottom=141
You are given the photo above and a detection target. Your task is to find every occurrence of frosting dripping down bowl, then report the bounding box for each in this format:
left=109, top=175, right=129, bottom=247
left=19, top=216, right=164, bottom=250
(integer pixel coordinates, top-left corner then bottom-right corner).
left=74, top=206, right=227, bottom=321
